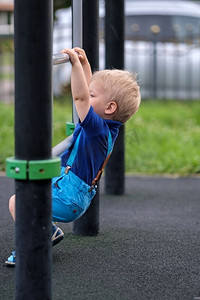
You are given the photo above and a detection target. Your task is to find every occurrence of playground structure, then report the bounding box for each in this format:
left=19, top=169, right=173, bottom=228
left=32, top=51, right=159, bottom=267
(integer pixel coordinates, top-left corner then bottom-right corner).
left=1, top=1, right=200, bottom=299
left=10, top=1, right=53, bottom=298
left=6, top=0, right=124, bottom=298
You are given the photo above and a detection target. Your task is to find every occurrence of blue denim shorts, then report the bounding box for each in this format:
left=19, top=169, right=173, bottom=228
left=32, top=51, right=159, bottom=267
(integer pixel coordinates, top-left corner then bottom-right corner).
left=52, top=167, right=96, bottom=223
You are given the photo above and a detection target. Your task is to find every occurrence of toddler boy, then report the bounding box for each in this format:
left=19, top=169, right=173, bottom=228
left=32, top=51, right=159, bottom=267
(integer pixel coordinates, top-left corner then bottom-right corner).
left=6, top=48, right=141, bottom=266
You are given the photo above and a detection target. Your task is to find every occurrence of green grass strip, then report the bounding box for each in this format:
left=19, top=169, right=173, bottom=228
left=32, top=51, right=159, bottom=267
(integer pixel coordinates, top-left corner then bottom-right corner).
left=0, top=99, right=199, bottom=175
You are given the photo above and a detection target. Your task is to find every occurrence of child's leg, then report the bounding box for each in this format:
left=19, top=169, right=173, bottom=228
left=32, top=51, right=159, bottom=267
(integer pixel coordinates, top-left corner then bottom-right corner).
left=5, top=195, right=16, bottom=266
left=8, top=194, right=64, bottom=244
left=9, top=195, right=16, bottom=221
left=5, top=193, right=64, bottom=266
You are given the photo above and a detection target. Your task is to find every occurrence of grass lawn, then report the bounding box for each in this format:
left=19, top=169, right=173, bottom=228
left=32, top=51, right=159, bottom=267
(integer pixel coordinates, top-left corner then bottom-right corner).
left=0, top=99, right=199, bottom=175
left=125, top=99, right=200, bottom=175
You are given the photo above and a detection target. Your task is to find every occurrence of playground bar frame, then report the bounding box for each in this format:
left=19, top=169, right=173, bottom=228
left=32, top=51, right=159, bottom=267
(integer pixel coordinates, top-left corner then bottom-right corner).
left=53, top=53, right=70, bottom=65
left=105, top=0, right=125, bottom=195
left=52, top=0, right=100, bottom=236
left=72, top=0, right=82, bottom=125
left=73, top=0, right=99, bottom=236
left=14, top=0, right=53, bottom=298
left=10, top=0, right=125, bottom=298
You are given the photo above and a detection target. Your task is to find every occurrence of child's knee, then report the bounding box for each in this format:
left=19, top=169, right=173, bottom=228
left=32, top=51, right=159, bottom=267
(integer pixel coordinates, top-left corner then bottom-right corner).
left=9, top=195, right=16, bottom=216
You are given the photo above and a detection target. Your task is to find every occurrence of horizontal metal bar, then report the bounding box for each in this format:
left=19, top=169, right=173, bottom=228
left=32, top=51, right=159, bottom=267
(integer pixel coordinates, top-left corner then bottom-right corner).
left=52, top=135, right=73, bottom=157
left=53, top=53, right=70, bottom=65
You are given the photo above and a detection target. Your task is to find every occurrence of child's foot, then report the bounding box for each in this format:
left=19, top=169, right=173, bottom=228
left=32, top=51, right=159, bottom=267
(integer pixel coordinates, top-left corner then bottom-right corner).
left=5, top=251, right=16, bottom=267
left=52, top=222, right=64, bottom=246
left=5, top=224, right=64, bottom=266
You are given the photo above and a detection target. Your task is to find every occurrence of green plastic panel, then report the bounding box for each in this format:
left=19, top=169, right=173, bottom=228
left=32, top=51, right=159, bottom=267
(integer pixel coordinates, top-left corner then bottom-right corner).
left=6, top=157, right=27, bottom=180
left=66, top=122, right=75, bottom=136
left=29, top=157, right=61, bottom=180
left=6, top=157, right=61, bottom=180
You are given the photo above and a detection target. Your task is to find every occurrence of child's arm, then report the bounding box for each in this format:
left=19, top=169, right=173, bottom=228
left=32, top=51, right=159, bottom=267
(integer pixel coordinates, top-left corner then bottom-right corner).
left=74, top=47, right=92, bottom=86
left=61, top=48, right=90, bottom=122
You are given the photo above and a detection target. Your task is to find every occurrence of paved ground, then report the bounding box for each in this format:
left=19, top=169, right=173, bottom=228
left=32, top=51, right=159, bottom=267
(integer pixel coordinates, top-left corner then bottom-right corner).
left=0, top=175, right=200, bottom=300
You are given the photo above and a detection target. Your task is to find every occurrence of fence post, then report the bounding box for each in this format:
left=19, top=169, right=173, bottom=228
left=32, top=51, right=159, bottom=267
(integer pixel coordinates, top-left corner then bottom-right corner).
left=150, top=25, right=160, bottom=99
left=73, top=0, right=99, bottom=236
left=105, top=0, right=125, bottom=195
left=14, top=1, right=53, bottom=298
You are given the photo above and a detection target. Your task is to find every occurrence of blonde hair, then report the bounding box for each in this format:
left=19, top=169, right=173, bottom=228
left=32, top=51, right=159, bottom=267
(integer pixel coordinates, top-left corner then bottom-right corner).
left=91, top=69, right=141, bottom=123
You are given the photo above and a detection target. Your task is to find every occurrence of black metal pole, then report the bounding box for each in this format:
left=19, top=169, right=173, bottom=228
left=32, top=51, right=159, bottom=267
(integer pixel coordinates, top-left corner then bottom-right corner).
left=105, top=0, right=125, bottom=195
left=73, top=0, right=99, bottom=236
left=14, top=1, right=52, bottom=299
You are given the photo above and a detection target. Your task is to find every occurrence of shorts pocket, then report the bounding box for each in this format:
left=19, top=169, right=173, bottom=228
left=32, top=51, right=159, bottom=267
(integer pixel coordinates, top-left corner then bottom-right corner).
left=52, top=192, right=84, bottom=223
left=52, top=171, right=96, bottom=222
left=62, top=202, right=83, bottom=222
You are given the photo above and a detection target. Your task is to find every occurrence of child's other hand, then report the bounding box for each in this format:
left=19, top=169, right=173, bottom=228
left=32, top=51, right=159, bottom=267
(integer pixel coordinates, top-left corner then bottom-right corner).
left=61, top=48, right=79, bottom=65
left=62, top=47, right=92, bottom=87
left=73, top=47, right=89, bottom=65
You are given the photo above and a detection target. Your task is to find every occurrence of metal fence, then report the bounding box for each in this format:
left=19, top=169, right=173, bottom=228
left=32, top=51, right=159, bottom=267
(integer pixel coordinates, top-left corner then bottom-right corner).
left=52, top=5, right=200, bottom=100
left=1, top=7, right=200, bottom=101
left=53, top=36, right=200, bottom=100
left=124, top=40, right=200, bottom=99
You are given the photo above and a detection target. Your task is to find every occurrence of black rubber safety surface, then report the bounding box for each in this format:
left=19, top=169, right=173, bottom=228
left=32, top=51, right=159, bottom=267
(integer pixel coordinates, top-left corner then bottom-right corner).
left=0, top=175, right=200, bottom=300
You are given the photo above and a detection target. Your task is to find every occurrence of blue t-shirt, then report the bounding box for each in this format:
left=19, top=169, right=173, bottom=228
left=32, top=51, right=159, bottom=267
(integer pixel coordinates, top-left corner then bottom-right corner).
left=61, top=106, right=121, bottom=185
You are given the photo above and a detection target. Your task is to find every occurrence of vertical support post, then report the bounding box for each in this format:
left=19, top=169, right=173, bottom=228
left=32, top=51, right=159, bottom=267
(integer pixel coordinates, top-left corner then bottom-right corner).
left=72, top=0, right=82, bottom=125
left=14, top=1, right=52, bottom=299
left=73, top=0, right=99, bottom=236
left=150, top=25, right=160, bottom=99
left=105, top=0, right=125, bottom=195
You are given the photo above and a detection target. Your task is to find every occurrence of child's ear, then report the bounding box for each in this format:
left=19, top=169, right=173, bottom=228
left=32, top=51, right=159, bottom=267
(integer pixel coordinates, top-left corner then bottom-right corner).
left=105, top=101, right=117, bottom=115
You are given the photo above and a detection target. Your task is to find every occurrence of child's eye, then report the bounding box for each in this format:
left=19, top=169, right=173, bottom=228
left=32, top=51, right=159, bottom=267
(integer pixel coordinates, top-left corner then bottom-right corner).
left=90, top=93, right=95, bottom=97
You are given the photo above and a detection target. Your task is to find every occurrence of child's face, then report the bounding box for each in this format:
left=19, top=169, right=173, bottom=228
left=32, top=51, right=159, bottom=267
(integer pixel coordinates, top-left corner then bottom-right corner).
left=89, top=80, right=108, bottom=118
